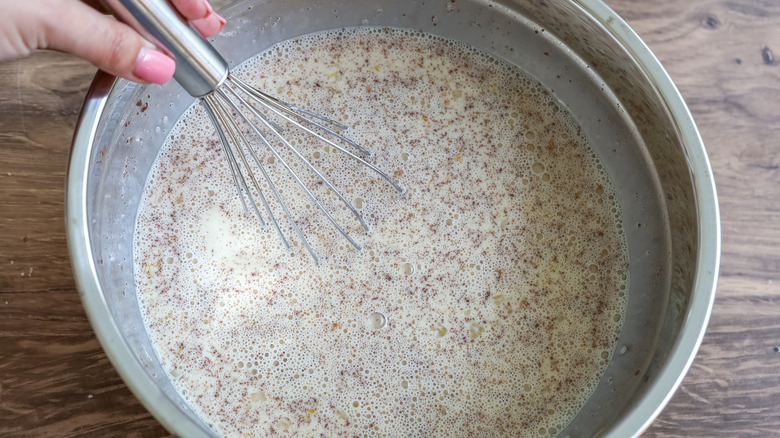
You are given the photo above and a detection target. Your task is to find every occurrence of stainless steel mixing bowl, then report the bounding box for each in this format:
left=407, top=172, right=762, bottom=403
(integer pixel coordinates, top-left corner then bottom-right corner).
left=66, top=0, right=720, bottom=436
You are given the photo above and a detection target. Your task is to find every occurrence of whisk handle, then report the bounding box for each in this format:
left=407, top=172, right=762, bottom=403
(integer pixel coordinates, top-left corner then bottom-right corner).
left=103, top=0, right=229, bottom=97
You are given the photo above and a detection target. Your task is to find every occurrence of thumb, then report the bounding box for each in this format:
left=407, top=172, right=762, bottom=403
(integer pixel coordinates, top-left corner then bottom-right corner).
left=42, top=0, right=175, bottom=84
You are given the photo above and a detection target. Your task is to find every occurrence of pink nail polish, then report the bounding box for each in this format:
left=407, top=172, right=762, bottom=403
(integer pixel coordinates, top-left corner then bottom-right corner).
left=133, top=49, right=175, bottom=85
left=192, top=12, right=226, bottom=38
left=203, top=0, right=214, bottom=16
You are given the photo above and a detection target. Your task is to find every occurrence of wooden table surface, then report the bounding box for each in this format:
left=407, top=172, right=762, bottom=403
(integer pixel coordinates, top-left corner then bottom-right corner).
left=1, top=0, right=778, bottom=436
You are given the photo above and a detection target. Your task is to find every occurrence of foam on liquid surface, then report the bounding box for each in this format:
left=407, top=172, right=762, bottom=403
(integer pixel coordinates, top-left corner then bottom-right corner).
left=134, top=28, right=629, bottom=437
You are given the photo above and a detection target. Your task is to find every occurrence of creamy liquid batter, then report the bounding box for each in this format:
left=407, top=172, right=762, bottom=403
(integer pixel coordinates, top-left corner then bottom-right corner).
left=134, top=28, right=629, bottom=437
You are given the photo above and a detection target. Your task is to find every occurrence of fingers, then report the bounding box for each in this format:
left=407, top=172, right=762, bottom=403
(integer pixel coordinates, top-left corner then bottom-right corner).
left=82, top=0, right=225, bottom=37
left=182, top=0, right=226, bottom=38
left=0, top=0, right=224, bottom=84
left=191, top=12, right=226, bottom=38
left=42, top=0, right=175, bottom=84
left=170, top=0, right=211, bottom=22
left=83, top=0, right=221, bottom=25
left=167, top=0, right=226, bottom=38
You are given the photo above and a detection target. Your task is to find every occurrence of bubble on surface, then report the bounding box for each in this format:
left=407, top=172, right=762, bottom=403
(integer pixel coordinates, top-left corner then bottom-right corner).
left=366, top=312, right=387, bottom=330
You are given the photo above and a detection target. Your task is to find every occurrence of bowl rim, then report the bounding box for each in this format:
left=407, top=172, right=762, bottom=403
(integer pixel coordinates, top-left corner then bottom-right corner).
left=67, top=71, right=216, bottom=437
left=572, top=0, right=720, bottom=436
left=66, top=1, right=720, bottom=436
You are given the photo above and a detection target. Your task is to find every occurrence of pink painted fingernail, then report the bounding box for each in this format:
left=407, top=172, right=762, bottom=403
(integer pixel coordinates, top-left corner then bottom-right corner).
left=192, top=11, right=226, bottom=37
left=202, top=0, right=214, bottom=16
left=133, top=49, right=175, bottom=85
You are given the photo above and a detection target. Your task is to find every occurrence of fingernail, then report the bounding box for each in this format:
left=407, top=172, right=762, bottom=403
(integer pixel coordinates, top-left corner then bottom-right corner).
left=192, top=11, right=226, bottom=38
left=133, top=49, right=175, bottom=85
left=202, top=0, right=214, bottom=16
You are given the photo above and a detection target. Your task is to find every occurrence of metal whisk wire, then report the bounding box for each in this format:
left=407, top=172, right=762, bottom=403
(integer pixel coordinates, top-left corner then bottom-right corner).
left=104, top=0, right=404, bottom=262
left=221, top=81, right=369, bottom=235
left=202, top=93, right=294, bottom=250
left=200, top=75, right=405, bottom=262
left=228, top=75, right=404, bottom=194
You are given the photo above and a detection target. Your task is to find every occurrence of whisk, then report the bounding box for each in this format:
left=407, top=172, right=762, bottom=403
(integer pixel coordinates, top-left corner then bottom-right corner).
left=106, top=0, right=404, bottom=262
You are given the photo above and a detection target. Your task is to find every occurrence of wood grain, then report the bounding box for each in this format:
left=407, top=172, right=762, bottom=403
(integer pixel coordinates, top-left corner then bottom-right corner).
left=609, top=0, right=780, bottom=436
left=0, top=0, right=778, bottom=436
left=0, top=52, right=171, bottom=437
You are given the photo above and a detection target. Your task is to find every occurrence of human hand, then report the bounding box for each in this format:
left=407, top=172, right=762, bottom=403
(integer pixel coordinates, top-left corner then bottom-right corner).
left=0, top=0, right=225, bottom=84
